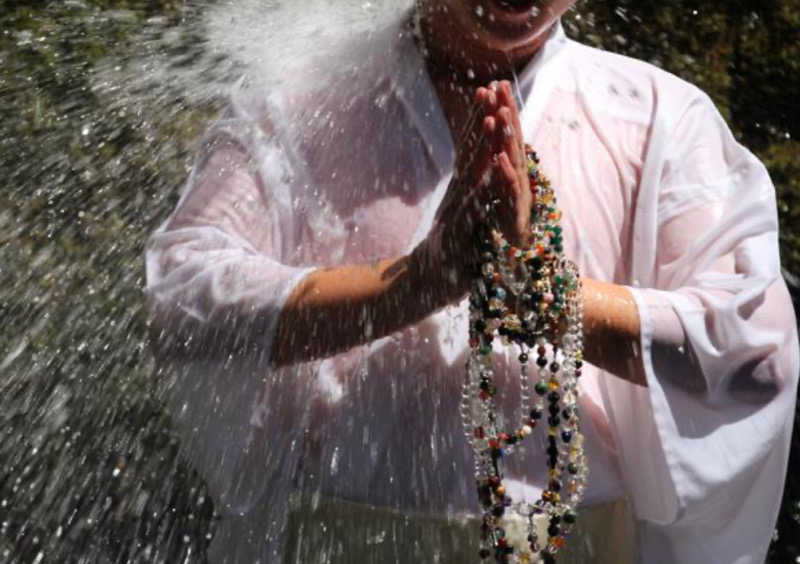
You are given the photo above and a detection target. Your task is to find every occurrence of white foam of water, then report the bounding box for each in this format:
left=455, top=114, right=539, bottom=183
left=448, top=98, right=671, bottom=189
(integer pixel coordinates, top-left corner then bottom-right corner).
left=204, top=0, right=413, bottom=89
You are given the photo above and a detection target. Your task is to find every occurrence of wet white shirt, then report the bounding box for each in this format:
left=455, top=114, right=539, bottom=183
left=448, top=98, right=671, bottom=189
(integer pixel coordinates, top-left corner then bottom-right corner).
left=146, top=16, right=799, bottom=564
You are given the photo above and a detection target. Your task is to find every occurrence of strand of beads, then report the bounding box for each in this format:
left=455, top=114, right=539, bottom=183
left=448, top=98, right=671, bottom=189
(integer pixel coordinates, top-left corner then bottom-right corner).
left=463, top=146, right=587, bottom=563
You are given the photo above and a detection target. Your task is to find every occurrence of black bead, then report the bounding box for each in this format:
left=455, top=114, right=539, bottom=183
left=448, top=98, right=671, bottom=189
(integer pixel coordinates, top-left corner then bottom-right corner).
left=474, top=320, right=486, bottom=332
left=561, top=431, right=573, bottom=443
left=518, top=353, right=529, bottom=363
left=562, top=407, right=573, bottom=420
left=548, top=391, right=560, bottom=403
left=563, top=510, right=577, bottom=524
left=548, top=416, right=560, bottom=427
left=536, top=356, right=548, bottom=368
left=549, top=480, right=562, bottom=492
left=530, top=408, right=543, bottom=420
left=492, top=505, right=505, bottom=517
left=547, top=446, right=558, bottom=457
left=548, top=524, right=561, bottom=537
left=549, top=404, right=560, bottom=416
left=550, top=515, right=561, bottom=525
left=549, top=362, right=560, bottom=372
left=479, top=548, right=491, bottom=559
left=568, top=463, right=579, bottom=475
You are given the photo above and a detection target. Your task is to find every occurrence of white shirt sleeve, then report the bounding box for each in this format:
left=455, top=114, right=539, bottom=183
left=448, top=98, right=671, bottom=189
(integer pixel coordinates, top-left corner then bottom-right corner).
left=144, top=120, right=315, bottom=528
left=603, top=92, right=799, bottom=562
left=146, top=120, right=313, bottom=359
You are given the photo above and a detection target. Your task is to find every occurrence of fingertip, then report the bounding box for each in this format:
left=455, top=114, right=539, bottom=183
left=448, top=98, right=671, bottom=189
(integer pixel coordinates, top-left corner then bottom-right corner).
left=483, top=115, right=496, bottom=135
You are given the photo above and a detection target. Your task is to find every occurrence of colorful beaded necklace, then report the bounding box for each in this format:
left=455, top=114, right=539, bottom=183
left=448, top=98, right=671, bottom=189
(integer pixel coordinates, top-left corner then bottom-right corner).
left=462, top=146, right=587, bottom=563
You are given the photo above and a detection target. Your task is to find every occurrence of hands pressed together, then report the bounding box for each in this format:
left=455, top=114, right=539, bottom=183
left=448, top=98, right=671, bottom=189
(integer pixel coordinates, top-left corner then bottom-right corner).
left=420, top=80, right=535, bottom=299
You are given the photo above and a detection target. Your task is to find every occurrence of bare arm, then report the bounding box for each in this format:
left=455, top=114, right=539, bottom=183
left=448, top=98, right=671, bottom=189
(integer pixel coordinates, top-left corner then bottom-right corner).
left=581, top=279, right=645, bottom=386
left=270, top=247, right=455, bottom=366
left=273, top=257, right=645, bottom=385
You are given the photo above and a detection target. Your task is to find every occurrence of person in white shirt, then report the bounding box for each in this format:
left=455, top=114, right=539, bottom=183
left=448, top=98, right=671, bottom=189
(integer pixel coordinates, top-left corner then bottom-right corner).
left=146, top=1, right=800, bottom=562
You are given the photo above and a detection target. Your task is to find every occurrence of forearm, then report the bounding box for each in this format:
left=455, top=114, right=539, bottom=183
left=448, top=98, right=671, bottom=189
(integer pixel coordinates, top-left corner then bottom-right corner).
left=270, top=247, right=459, bottom=366
left=581, top=278, right=647, bottom=387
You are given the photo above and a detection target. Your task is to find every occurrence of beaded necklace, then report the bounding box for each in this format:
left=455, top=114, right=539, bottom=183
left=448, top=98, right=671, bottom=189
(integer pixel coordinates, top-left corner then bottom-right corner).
left=462, top=146, right=587, bottom=563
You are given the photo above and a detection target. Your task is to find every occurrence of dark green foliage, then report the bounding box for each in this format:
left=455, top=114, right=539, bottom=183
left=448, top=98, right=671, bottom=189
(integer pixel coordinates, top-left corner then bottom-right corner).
left=0, top=1, right=797, bottom=562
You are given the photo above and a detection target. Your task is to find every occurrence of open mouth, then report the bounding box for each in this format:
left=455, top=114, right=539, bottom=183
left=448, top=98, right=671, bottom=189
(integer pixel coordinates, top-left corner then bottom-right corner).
left=479, top=0, right=541, bottom=29
left=492, top=0, right=539, bottom=13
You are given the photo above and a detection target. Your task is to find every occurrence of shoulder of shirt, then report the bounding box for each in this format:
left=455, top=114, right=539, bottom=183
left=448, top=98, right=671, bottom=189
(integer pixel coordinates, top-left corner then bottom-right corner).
left=554, top=37, right=713, bottom=128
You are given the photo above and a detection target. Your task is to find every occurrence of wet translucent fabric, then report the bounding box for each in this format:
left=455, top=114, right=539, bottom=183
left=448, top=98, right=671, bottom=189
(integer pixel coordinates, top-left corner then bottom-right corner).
left=146, top=14, right=799, bottom=564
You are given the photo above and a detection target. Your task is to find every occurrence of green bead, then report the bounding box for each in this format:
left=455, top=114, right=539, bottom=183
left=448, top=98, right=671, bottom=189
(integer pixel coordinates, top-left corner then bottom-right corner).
left=535, top=381, right=549, bottom=396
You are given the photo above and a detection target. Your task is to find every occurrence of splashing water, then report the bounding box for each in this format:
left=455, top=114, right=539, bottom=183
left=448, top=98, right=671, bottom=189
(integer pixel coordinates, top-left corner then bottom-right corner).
left=2, top=1, right=799, bottom=563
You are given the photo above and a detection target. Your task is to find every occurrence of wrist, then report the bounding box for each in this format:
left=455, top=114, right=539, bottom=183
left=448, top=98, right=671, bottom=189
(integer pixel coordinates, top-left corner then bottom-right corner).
left=409, top=240, right=467, bottom=310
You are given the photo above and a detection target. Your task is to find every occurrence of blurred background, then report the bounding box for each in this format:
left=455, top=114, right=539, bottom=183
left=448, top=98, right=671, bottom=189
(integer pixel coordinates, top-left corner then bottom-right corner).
left=1, top=0, right=798, bottom=562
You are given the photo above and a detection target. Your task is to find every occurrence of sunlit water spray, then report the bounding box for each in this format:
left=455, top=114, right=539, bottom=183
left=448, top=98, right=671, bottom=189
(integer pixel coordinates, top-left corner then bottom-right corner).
left=1, top=1, right=798, bottom=563
left=0, top=1, right=422, bottom=561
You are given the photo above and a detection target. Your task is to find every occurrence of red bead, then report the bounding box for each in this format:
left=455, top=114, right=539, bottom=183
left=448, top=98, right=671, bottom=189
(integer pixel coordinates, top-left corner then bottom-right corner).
left=475, top=426, right=485, bottom=439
